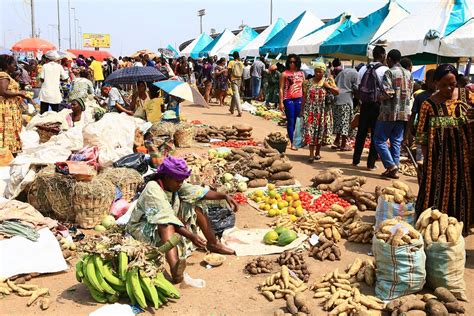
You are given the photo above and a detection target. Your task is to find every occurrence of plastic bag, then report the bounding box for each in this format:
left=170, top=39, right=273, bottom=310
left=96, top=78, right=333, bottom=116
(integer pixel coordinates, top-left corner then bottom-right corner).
left=375, top=196, right=415, bottom=229
left=207, top=206, right=235, bottom=237
left=373, top=235, right=426, bottom=300
left=83, top=113, right=136, bottom=167
left=113, top=153, right=148, bottom=174
left=110, top=199, right=131, bottom=219
left=68, top=146, right=99, bottom=169
left=293, top=117, right=304, bottom=148
left=425, top=237, right=467, bottom=301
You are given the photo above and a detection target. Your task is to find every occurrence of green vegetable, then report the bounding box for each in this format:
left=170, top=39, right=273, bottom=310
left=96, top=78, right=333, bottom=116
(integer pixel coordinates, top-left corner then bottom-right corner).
left=277, top=230, right=297, bottom=246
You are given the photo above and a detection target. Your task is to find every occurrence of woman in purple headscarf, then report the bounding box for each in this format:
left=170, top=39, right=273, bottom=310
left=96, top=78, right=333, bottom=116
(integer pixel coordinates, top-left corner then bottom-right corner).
left=126, top=156, right=238, bottom=283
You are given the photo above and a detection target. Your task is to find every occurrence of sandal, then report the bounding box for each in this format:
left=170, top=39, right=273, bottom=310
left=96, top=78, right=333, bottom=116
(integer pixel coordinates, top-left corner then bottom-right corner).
left=171, top=258, right=187, bottom=284
left=314, top=155, right=321, bottom=161
left=330, top=145, right=340, bottom=150
left=308, top=157, right=315, bottom=163
left=339, top=146, right=352, bottom=152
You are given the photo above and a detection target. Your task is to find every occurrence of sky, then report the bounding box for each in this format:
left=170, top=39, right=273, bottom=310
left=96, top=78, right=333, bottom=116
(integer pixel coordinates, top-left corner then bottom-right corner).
left=1, top=0, right=434, bottom=56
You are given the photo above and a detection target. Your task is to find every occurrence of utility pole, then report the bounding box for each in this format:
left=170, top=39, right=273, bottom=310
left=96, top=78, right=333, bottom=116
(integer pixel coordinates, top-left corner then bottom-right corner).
left=71, top=7, right=76, bottom=48
left=270, top=0, right=273, bottom=25
left=68, top=0, right=72, bottom=49
left=57, top=0, right=61, bottom=50
left=30, top=0, right=36, bottom=37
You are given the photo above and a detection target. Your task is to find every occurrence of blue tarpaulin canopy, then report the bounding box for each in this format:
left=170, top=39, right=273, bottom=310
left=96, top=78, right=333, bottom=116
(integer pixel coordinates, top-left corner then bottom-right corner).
left=259, top=11, right=324, bottom=56
left=181, top=33, right=213, bottom=59
left=319, top=1, right=409, bottom=60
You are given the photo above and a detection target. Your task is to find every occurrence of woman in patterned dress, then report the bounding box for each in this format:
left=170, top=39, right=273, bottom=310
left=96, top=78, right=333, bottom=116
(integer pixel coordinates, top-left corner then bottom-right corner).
left=126, top=156, right=238, bottom=283
left=213, top=58, right=228, bottom=106
left=415, top=64, right=473, bottom=235
left=301, top=62, right=339, bottom=162
left=0, top=55, right=29, bottom=154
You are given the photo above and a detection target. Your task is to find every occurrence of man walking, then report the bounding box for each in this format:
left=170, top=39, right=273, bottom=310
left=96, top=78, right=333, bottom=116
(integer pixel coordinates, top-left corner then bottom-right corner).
left=228, top=51, right=244, bottom=117
left=39, top=50, right=69, bottom=114
left=251, top=56, right=265, bottom=100
left=352, top=45, right=388, bottom=170
left=373, top=49, right=413, bottom=179
left=89, top=56, right=105, bottom=90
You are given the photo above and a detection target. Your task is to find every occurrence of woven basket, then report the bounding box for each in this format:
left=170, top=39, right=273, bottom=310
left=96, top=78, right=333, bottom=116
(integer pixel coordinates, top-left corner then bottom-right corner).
left=37, top=123, right=61, bottom=143
left=98, top=168, right=144, bottom=202
left=73, top=178, right=115, bottom=228
left=37, top=129, right=58, bottom=143
left=174, top=127, right=195, bottom=148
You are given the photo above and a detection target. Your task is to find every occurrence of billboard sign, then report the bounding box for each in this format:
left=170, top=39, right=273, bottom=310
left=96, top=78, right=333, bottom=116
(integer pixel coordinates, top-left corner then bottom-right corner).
left=83, top=33, right=110, bottom=48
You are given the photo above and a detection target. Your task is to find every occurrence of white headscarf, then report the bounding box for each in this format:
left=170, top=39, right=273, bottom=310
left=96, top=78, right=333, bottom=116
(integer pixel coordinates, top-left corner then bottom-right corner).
left=45, top=50, right=61, bottom=61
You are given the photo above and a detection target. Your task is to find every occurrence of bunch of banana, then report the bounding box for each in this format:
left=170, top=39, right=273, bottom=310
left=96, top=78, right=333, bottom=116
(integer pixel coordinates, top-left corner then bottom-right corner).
left=75, top=252, right=180, bottom=309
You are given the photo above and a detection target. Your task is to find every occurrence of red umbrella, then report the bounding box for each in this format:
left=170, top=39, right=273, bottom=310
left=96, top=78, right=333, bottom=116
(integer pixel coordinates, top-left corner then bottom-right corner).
left=11, top=38, right=56, bottom=53
left=67, top=49, right=113, bottom=61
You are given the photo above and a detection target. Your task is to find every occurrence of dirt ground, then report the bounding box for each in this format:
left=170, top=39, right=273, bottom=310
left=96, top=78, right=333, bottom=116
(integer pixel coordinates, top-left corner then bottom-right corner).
left=1, top=103, right=473, bottom=315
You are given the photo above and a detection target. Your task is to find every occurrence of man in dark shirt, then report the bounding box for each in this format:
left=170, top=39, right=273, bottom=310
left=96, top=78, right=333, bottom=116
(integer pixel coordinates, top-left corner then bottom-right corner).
left=404, top=69, right=435, bottom=147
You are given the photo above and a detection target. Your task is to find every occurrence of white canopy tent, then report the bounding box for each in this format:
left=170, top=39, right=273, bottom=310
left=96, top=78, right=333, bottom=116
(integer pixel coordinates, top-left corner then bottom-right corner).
left=239, top=18, right=287, bottom=58
left=198, top=29, right=236, bottom=57
left=439, top=18, right=474, bottom=57
left=214, top=26, right=258, bottom=59
left=287, top=13, right=359, bottom=55
left=371, top=0, right=473, bottom=57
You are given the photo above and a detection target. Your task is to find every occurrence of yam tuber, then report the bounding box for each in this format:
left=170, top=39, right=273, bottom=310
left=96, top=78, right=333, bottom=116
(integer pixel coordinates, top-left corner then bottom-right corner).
left=425, top=299, right=448, bottom=316
left=434, top=287, right=457, bottom=303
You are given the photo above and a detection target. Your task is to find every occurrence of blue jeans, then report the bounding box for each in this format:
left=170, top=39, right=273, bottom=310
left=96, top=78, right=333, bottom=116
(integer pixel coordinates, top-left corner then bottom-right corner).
left=284, top=98, right=302, bottom=143
left=251, top=76, right=261, bottom=98
left=373, top=120, right=405, bottom=169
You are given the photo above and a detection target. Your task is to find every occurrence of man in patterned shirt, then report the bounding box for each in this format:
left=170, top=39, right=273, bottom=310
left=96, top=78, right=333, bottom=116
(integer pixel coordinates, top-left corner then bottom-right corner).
left=373, top=49, right=413, bottom=179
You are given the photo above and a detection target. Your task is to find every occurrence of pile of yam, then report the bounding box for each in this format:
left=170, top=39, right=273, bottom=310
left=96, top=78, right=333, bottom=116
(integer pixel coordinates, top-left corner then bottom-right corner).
left=245, top=257, right=274, bottom=275
left=311, top=169, right=376, bottom=211
left=416, top=208, right=463, bottom=243
left=274, top=292, right=311, bottom=316
left=276, top=251, right=310, bottom=282
left=386, top=287, right=465, bottom=315
left=226, top=146, right=296, bottom=187
left=311, top=258, right=381, bottom=314
left=376, top=180, right=415, bottom=204
left=266, top=132, right=288, bottom=144
left=194, top=124, right=253, bottom=143
left=259, top=265, right=308, bottom=302
left=0, top=278, right=50, bottom=310
left=343, top=219, right=374, bottom=244
left=375, top=218, right=420, bottom=246
left=194, top=124, right=252, bottom=143
left=310, top=236, right=341, bottom=262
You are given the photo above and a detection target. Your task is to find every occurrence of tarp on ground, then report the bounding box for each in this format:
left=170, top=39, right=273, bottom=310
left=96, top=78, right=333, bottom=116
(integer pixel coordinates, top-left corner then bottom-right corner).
left=214, top=26, right=259, bottom=58
left=240, top=18, right=287, bottom=58
left=288, top=12, right=359, bottom=55
left=180, top=33, right=213, bottom=59
left=319, top=1, right=409, bottom=60
left=439, top=17, right=474, bottom=57
left=199, top=29, right=236, bottom=57
left=259, top=11, right=324, bottom=56
left=371, top=0, right=472, bottom=57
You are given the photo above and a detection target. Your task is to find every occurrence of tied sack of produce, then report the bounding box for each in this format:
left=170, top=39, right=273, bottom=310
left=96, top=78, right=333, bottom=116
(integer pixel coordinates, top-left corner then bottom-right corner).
left=375, top=196, right=415, bottom=230
left=417, top=208, right=467, bottom=301
left=373, top=222, right=426, bottom=300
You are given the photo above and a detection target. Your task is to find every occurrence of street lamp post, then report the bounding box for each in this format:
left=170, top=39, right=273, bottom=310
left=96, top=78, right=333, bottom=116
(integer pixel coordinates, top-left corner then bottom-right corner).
left=57, top=0, right=61, bottom=50
left=75, top=18, right=79, bottom=49
left=68, top=0, right=72, bottom=49
left=30, top=0, right=36, bottom=37
left=78, top=26, right=82, bottom=49
left=197, top=9, right=205, bottom=34
left=71, top=7, right=76, bottom=48
left=270, top=0, right=273, bottom=25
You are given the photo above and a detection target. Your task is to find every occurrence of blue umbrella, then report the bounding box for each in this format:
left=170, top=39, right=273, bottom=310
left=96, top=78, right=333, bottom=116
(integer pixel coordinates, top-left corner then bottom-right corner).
left=105, top=66, right=165, bottom=85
